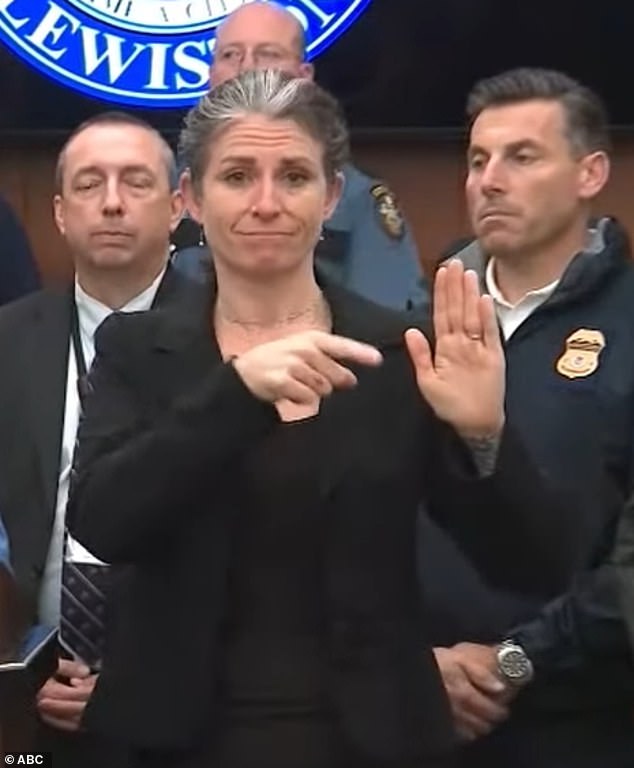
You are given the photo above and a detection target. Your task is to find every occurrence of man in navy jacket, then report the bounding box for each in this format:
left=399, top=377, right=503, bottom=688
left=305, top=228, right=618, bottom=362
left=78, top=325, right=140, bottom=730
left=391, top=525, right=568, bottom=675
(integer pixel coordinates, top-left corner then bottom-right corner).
left=418, top=67, right=634, bottom=768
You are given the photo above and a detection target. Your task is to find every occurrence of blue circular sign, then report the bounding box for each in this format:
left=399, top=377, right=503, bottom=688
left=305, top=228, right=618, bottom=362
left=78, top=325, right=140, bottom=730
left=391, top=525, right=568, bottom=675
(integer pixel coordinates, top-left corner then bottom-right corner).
left=0, top=0, right=371, bottom=108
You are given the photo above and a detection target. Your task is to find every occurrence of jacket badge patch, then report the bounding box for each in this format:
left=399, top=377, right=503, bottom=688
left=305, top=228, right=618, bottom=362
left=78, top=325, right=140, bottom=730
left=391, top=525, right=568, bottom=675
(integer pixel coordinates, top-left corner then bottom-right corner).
left=370, top=183, right=405, bottom=240
left=556, top=328, right=606, bottom=379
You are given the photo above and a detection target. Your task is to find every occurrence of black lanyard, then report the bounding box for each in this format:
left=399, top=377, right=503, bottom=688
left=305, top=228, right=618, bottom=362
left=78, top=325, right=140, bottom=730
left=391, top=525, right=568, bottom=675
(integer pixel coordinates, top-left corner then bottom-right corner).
left=70, top=297, right=90, bottom=403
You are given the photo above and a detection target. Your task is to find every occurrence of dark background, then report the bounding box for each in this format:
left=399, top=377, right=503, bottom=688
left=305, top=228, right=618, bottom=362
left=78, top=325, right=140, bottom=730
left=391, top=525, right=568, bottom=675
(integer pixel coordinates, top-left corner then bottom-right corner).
left=0, top=0, right=629, bottom=136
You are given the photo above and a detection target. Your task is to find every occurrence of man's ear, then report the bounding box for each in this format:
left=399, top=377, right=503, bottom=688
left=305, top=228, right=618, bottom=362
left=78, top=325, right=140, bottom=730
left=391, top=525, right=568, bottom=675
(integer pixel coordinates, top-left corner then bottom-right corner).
left=578, top=151, right=610, bottom=201
left=53, top=194, right=66, bottom=236
left=298, top=61, right=314, bottom=81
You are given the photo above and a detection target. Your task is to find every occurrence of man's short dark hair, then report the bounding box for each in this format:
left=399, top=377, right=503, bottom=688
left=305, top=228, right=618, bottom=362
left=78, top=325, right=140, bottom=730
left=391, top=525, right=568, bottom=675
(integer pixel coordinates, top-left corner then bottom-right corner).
left=55, top=111, right=177, bottom=192
left=466, top=67, right=610, bottom=156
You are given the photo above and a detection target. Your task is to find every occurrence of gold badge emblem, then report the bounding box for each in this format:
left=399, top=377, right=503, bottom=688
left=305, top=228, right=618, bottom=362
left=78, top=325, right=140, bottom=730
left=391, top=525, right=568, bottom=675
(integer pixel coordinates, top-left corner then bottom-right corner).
left=556, top=328, right=606, bottom=379
left=370, top=183, right=405, bottom=240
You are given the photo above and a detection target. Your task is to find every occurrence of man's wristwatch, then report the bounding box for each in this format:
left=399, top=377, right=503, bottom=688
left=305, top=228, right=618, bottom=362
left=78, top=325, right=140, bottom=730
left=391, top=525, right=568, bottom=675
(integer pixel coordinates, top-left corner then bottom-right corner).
left=495, top=639, right=534, bottom=687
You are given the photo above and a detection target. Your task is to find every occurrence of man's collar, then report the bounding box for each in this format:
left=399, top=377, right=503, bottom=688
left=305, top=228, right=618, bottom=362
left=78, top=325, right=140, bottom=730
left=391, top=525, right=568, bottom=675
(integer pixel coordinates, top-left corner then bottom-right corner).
left=485, top=258, right=559, bottom=309
left=74, top=267, right=167, bottom=339
left=485, top=224, right=605, bottom=309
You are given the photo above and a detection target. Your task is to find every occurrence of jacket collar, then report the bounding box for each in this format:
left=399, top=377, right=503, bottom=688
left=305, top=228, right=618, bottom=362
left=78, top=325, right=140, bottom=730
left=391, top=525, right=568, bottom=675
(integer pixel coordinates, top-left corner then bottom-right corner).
left=151, top=269, right=412, bottom=355
left=447, top=216, right=631, bottom=307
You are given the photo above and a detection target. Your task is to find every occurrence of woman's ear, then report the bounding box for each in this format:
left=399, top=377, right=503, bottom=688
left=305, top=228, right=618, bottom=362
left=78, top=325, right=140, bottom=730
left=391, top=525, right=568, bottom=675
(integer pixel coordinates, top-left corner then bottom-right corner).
left=180, top=169, right=203, bottom=224
left=323, top=171, right=344, bottom=221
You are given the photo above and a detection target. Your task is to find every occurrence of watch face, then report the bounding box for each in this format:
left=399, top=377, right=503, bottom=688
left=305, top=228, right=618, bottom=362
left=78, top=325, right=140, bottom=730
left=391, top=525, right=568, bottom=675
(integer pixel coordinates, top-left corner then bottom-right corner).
left=498, top=647, right=533, bottom=682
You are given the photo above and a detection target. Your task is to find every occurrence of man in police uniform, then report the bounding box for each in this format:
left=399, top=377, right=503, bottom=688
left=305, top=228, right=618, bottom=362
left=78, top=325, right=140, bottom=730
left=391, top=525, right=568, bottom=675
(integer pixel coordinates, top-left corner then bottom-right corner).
left=171, top=1, right=427, bottom=311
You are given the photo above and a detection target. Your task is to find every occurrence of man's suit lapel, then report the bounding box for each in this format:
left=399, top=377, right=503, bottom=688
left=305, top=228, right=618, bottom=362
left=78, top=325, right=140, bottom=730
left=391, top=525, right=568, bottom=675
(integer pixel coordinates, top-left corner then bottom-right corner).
left=24, top=269, right=202, bottom=518
left=26, top=288, right=73, bottom=519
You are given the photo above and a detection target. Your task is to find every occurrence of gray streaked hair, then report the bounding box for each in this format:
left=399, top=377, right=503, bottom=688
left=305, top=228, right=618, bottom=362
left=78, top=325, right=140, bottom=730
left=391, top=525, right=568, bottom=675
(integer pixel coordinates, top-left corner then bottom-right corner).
left=178, top=69, right=350, bottom=191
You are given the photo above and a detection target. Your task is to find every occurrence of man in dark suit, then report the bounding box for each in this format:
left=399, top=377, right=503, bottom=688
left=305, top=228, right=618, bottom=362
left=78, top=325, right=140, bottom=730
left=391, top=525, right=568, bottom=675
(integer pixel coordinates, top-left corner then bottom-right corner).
left=0, top=110, right=197, bottom=767
left=0, top=516, right=26, bottom=659
left=0, top=195, right=40, bottom=305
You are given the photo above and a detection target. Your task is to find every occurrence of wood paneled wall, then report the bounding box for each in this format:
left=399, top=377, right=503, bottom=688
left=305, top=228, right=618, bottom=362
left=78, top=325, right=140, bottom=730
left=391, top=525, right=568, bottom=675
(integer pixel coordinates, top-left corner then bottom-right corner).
left=1, top=135, right=633, bottom=283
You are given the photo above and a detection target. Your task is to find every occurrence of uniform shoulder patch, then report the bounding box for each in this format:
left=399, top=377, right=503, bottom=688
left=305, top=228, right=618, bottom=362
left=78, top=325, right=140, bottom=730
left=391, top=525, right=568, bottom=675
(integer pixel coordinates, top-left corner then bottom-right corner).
left=370, top=183, right=405, bottom=240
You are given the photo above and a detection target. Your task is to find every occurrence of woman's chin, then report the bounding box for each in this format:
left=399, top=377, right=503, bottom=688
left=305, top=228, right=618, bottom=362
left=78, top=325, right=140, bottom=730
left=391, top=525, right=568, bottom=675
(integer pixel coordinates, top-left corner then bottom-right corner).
left=235, top=248, right=307, bottom=276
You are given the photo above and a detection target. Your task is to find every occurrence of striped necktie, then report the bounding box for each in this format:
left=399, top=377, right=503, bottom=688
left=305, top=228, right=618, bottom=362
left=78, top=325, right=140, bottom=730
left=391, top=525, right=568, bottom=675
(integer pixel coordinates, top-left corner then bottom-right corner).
left=59, top=320, right=110, bottom=671
left=59, top=559, right=109, bottom=670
